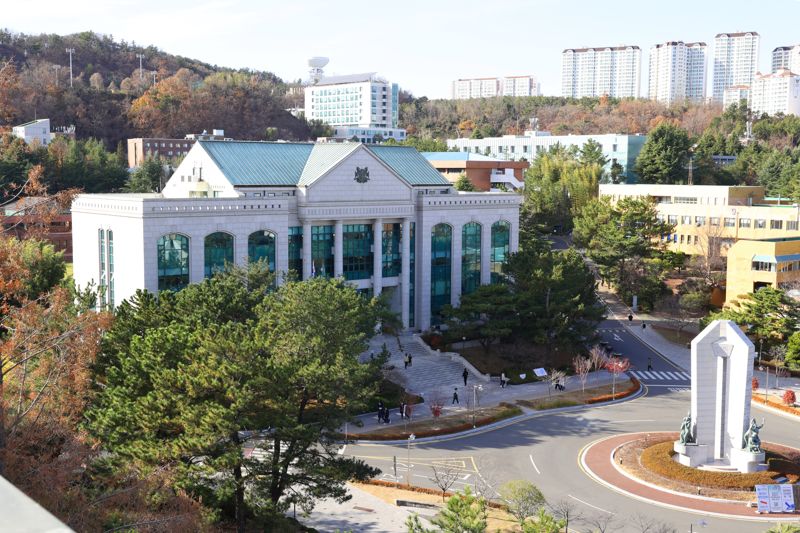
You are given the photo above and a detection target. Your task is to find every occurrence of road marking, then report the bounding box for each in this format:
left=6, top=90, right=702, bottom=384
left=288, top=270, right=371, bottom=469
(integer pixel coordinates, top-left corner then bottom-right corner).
left=568, top=494, right=613, bottom=514
left=612, top=334, right=623, bottom=341
left=610, top=419, right=656, bottom=423
left=529, top=454, right=541, bottom=474
left=669, top=387, right=690, bottom=392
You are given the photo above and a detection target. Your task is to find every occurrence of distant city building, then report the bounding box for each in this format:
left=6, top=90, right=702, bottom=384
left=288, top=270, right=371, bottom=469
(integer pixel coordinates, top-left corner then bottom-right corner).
left=2, top=197, right=72, bottom=261
left=421, top=152, right=529, bottom=192
left=723, top=85, right=750, bottom=109
left=451, top=75, right=541, bottom=99
left=304, top=73, right=405, bottom=143
left=12, top=118, right=53, bottom=146
left=771, top=45, right=800, bottom=74
left=447, top=131, right=646, bottom=181
left=127, top=129, right=228, bottom=168
left=711, top=32, right=760, bottom=103
left=561, top=46, right=641, bottom=98
left=749, top=69, right=800, bottom=117
left=648, top=41, right=707, bottom=104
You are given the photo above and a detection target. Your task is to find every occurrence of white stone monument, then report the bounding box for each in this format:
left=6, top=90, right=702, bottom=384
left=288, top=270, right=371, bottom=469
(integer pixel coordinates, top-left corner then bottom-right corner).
left=673, top=320, right=766, bottom=473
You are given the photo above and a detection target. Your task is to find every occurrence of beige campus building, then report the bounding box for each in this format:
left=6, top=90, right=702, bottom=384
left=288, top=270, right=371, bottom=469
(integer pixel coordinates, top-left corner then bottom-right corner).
left=725, top=236, right=800, bottom=306
left=599, top=184, right=800, bottom=257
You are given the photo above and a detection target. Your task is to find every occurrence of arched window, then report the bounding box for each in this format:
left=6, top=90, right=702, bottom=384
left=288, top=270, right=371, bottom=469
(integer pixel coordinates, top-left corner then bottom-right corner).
left=204, top=232, right=233, bottom=278
left=490, top=221, right=510, bottom=283
left=248, top=230, right=276, bottom=271
left=157, top=233, right=190, bottom=291
left=462, top=222, right=481, bottom=295
left=430, top=223, right=452, bottom=324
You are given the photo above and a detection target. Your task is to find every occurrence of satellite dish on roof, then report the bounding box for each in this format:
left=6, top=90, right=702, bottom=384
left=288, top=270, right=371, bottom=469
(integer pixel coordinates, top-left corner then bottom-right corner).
left=308, top=57, right=329, bottom=69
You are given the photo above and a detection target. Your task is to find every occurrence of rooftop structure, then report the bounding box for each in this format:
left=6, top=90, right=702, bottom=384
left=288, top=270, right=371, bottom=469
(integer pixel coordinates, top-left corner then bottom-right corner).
left=422, top=152, right=529, bottom=192
left=127, top=129, right=228, bottom=168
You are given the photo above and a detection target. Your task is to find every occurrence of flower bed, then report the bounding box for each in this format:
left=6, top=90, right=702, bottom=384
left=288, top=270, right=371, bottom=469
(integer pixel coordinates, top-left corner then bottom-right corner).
left=753, top=395, right=800, bottom=417
left=585, top=377, right=641, bottom=404
left=640, top=441, right=800, bottom=490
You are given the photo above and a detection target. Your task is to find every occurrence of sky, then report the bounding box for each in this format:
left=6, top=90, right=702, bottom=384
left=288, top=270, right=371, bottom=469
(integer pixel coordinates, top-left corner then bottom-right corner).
left=3, top=0, right=799, bottom=99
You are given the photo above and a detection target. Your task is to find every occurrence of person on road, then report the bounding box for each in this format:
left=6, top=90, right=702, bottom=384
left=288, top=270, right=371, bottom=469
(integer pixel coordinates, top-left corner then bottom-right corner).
left=399, top=401, right=406, bottom=420
left=500, top=372, right=507, bottom=388
left=462, top=367, right=469, bottom=386
left=628, top=314, right=633, bottom=322
left=452, top=388, right=459, bottom=404
left=377, top=401, right=384, bottom=424
left=404, top=353, right=410, bottom=369
left=642, top=322, right=647, bottom=330
left=647, top=357, right=653, bottom=371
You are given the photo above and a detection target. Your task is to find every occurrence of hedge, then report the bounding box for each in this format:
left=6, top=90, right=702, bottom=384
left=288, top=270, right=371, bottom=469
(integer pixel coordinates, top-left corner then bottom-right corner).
left=585, top=377, right=641, bottom=404
left=349, top=403, right=523, bottom=440
left=753, top=396, right=800, bottom=417
left=640, top=441, right=800, bottom=490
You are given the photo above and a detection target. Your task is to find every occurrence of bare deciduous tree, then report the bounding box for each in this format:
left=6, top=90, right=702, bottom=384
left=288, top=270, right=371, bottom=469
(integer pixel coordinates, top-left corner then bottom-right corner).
left=589, top=345, right=608, bottom=373
left=547, top=369, right=567, bottom=398
left=630, top=512, right=677, bottom=533
left=573, top=356, right=592, bottom=396
left=585, top=511, right=619, bottom=533
left=429, top=464, right=460, bottom=502
left=548, top=498, right=583, bottom=532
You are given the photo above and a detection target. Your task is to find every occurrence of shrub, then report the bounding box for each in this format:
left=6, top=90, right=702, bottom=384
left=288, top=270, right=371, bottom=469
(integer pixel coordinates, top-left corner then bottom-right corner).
left=585, top=377, right=640, bottom=404
left=640, top=442, right=800, bottom=490
left=783, top=390, right=796, bottom=406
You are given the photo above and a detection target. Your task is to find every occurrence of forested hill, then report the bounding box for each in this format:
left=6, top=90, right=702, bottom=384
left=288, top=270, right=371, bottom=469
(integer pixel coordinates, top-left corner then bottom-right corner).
left=0, top=30, right=310, bottom=148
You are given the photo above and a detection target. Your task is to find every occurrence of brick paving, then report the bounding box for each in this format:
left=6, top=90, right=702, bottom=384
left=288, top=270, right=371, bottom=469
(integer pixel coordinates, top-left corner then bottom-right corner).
left=582, top=432, right=799, bottom=519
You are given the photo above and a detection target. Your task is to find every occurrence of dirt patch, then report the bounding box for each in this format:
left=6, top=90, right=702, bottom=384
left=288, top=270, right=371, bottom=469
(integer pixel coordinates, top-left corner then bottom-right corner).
left=616, top=434, right=800, bottom=501
left=651, top=325, right=695, bottom=346
left=517, top=380, right=638, bottom=410
left=458, top=342, right=577, bottom=382
left=352, top=482, right=518, bottom=532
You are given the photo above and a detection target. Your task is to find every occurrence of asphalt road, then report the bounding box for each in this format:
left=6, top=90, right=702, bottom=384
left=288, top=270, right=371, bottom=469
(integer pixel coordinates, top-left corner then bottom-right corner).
left=344, top=323, right=800, bottom=533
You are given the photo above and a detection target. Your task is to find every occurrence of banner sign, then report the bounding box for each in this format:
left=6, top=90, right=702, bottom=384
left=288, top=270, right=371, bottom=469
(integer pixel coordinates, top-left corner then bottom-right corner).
left=755, top=484, right=796, bottom=513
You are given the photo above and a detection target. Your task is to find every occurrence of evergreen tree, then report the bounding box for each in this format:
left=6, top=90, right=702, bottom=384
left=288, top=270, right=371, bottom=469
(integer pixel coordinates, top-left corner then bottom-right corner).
left=454, top=172, right=477, bottom=191
left=635, top=122, right=692, bottom=184
left=124, top=157, right=164, bottom=192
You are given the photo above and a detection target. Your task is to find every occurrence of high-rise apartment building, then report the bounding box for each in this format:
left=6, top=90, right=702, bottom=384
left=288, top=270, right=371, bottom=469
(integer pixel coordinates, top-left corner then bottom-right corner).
left=561, top=46, right=641, bottom=98
left=451, top=76, right=540, bottom=99
left=304, top=73, right=405, bottom=143
left=749, top=69, right=800, bottom=117
left=648, top=41, right=707, bottom=104
left=711, top=32, right=760, bottom=103
left=772, top=45, right=800, bottom=74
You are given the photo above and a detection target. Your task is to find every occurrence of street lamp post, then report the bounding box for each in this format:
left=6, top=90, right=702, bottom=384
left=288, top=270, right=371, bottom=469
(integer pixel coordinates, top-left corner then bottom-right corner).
left=406, top=434, right=415, bottom=486
left=52, top=65, right=61, bottom=87
left=471, top=384, right=483, bottom=428
left=65, top=48, right=74, bottom=88
left=136, top=53, right=145, bottom=81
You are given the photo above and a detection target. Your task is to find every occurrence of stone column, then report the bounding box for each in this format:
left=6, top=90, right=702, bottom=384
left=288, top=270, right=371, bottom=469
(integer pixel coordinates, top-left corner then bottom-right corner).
left=372, top=218, right=383, bottom=296
left=401, top=218, right=411, bottom=329
left=302, top=221, right=312, bottom=280
left=480, top=221, right=492, bottom=285
left=418, top=223, right=431, bottom=330
left=334, top=220, right=343, bottom=278
left=450, top=223, right=462, bottom=307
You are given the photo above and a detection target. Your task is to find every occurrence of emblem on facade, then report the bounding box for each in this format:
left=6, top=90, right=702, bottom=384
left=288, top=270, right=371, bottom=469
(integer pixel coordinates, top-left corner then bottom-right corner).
left=354, top=166, right=370, bottom=183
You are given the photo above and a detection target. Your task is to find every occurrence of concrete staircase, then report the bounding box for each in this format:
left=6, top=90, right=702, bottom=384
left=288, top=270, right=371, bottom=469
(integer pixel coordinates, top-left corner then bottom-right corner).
left=361, top=334, right=475, bottom=401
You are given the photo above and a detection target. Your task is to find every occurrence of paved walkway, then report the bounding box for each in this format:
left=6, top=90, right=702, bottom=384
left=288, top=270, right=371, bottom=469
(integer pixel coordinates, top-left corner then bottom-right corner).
left=582, top=432, right=799, bottom=521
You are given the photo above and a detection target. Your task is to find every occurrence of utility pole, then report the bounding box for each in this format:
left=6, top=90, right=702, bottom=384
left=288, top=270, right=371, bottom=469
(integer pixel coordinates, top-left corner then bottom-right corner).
left=52, top=65, right=61, bottom=87
left=152, top=71, right=157, bottom=85
left=136, top=53, right=145, bottom=81
left=65, top=48, right=75, bottom=88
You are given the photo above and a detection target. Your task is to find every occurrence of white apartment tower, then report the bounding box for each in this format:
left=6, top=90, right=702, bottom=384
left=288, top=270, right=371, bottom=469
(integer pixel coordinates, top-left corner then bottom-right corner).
left=749, top=70, right=800, bottom=117
left=451, top=76, right=540, bottom=99
left=712, top=32, right=760, bottom=103
left=561, top=46, right=641, bottom=98
left=772, top=46, right=800, bottom=74
left=648, top=41, right=707, bottom=104
left=304, top=73, right=405, bottom=143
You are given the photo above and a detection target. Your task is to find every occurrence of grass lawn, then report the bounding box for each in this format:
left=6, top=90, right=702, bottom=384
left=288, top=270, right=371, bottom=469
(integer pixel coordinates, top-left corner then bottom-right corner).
left=458, top=341, right=577, bottom=384
left=354, top=403, right=522, bottom=438
left=651, top=325, right=695, bottom=346
left=515, top=382, right=624, bottom=410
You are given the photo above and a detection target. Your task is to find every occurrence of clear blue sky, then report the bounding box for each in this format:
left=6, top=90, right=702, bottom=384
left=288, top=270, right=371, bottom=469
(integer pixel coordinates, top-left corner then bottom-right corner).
left=3, top=0, right=799, bottom=99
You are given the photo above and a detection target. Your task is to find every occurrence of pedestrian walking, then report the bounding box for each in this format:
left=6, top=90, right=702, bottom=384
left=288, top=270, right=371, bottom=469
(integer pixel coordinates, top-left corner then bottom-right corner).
left=399, top=401, right=406, bottom=419
left=500, top=372, right=507, bottom=388
left=647, top=357, right=653, bottom=371
left=642, top=322, right=647, bottom=330
left=452, top=387, right=459, bottom=404
left=383, top=410, right=390, bottom=424
left=462, top=367, right=469, bottom=386
left=408, top=354, right=413, bottom=367
left=377, top=401, right=384, bottom=424
left=404, top=353, right=410, bottom=369
left=370, top=351, right=375, bottom=360
left=628, top=314, right=633, bottom=322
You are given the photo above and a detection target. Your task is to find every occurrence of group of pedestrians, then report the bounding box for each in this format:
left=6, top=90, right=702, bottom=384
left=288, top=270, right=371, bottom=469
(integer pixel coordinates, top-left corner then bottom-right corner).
left=376, top=400, right=410, bottom=425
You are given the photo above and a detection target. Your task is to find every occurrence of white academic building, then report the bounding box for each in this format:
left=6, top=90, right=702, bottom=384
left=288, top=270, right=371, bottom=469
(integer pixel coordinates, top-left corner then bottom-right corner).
left=12, top=118, right=53, bottom=146
left=71, top=141, right=520, bottom=331
left=648, top=41, right=707, bottom=104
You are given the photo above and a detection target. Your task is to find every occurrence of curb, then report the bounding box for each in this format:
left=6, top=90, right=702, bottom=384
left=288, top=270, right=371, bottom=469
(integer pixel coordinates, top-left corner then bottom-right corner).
left=578, top=434, right=800, bottom=523
left=349, top=381, right=645, bottom=446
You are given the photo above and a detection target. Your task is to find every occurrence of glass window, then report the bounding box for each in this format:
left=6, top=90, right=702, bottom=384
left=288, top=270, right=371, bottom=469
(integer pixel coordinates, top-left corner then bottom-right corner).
left=288, top=226, right=302, bottom=275
left=98, top=229, right=106, bottom=306
left=755, top=219, right=766, bottom=229
left=694, top=216, right=705, bottom=226
left=248, top=230, right=276, bottom=271
left=312, top=225, right=334, bottom=278
left=409, top=222, right=415, bottom=328
left=382, top=223, right=401, bottom=277
left=157, top=233, right=190, bottom=291
left=788, top=221, right=799, bottom=231
left=107, top=230, right=114, bottom=308
left=770, top=220, right=783, bottom=230
left=710, top=217, right=720, bottom=226
left=668, top=215, right=678, bottom=224
left=343, top=224, right=373, bottom=280
left=739, top=218, right=751, bottom=228
left=752, top=261, right=775, bottom=272
left=490, top=221, right=510, bottom=283
left=430, top=223, right=452, bottom=324
left=681, top=216, right=691, bottom=225
left=204, top=232, right=233, bottom=278
left=724, top=217, right=736, bottom=227
left=462, top=222, right=481, bottom=295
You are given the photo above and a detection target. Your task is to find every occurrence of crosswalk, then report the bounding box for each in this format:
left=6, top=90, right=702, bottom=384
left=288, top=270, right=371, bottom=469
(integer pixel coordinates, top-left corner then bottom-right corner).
left=631, top=370, right=690, bottom=382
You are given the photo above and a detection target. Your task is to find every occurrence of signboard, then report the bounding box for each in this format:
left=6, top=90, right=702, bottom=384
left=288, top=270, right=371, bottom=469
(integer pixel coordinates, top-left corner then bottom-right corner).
left=755, top=484, right=796, bottom=513
left=533, top=368, right=548, bottom=378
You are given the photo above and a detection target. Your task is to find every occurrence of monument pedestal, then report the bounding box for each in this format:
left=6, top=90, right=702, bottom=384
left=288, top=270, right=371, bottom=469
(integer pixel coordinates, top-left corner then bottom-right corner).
left=674, top=441, right=710, bottom=467
left=729, top=447, right=767, bottom=473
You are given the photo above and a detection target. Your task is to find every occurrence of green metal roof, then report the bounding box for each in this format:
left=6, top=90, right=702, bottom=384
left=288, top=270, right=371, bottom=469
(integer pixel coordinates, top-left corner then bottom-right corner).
left=366, top=145, right=450, bottom=186
left=200, top=140, right=314, bottom=186
left=197, top=140, right=450, bottom=188
left=298, top=143, right=360, bottom=186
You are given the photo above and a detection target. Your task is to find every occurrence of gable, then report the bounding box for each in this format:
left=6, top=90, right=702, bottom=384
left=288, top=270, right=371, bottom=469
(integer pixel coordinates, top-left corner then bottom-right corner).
left=304, top=146, right=412, bottom=204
